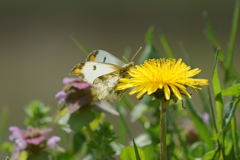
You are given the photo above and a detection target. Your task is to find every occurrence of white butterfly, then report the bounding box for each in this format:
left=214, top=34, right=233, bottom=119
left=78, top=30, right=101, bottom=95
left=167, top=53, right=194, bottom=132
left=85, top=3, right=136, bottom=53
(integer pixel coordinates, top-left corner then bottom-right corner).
left=70, top=50, right=134, bottom=102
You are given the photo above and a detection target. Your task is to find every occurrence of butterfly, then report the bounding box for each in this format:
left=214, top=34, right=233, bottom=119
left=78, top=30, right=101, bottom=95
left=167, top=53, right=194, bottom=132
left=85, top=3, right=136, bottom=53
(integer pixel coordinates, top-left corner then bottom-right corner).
left=69, top=50, right=135, bottom=102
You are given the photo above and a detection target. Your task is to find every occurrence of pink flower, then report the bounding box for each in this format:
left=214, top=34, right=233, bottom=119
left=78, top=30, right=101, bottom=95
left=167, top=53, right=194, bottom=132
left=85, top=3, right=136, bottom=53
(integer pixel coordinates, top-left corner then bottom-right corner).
left=55, top=77, right=95, bottom=113
left=56, top=77, right=119, bottom=115
left=9, top=126, right=64, bottom=160
left=202, top=113, right=210, bottom=125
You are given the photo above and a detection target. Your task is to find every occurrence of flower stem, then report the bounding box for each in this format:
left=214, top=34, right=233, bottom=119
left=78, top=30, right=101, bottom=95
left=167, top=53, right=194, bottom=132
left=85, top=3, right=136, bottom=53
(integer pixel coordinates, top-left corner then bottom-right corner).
left=160, top=99, right=169, bottom=160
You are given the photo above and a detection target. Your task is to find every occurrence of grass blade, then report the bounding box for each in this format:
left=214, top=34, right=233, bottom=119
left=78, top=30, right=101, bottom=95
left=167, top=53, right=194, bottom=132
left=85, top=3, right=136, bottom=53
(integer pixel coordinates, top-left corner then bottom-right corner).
left=179, top=43, right=209, bottom=113
left=158, top=31, right=174, bottom=58
left=203, top=10, right=240, bottom=82
left=231, top=116, right=239, bottom=159
left=211, top=50, right=223, bottom=130
left=202, top=11, right=225, bottom=63
left=168, top=111, right=192, bottom=159
left=133, top=139, right=141, bottom=160
left=224, top=0, right=240, bottom=84
left=211, top=50, right=225, bottom=159
left=71, top=36, right=90, bottom=56
left=226, top=0, right=240, bottom=70
left=185, top=98, right=215, bottom=150
left=207, top=86, right=218, bottom=134
left=179, top=43, right=193, bottom=67
left=202, top=148, right=220, bottom=160
left=138, top=27, right=161, bottom=64
left=212, top=100, right=237, bottom=140
left=116, top=102, right=133, bottom=140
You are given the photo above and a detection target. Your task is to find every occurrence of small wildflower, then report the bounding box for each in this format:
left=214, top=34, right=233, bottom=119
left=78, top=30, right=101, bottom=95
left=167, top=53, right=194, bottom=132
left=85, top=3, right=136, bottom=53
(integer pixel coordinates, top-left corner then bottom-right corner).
left=116, top=58, right=208, bottom=101
left=9, top=126, right=64, bottom=160
left=202, top=113, right=210, bottom=125
left=56, top=77, right=118, bottom=115
left=55, top=77, right=96, bottom=113
left=182, top=119, right=200, bottom=145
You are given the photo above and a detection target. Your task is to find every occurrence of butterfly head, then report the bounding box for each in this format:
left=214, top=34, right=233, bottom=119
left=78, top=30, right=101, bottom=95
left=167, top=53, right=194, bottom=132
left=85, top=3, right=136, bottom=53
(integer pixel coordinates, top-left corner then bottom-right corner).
left=121, top=62, right=134, bottom=78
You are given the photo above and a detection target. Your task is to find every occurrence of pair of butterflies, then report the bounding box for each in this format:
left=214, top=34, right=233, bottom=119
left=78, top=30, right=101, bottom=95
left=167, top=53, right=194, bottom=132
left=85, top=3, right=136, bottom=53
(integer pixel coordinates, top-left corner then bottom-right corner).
left=70, top=50, right=134, bottom=102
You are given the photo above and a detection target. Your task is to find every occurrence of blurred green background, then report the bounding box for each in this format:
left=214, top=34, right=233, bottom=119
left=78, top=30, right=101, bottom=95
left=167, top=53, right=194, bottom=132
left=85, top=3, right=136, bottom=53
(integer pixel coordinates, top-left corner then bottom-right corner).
left=0, top=1, right=239, bottom=158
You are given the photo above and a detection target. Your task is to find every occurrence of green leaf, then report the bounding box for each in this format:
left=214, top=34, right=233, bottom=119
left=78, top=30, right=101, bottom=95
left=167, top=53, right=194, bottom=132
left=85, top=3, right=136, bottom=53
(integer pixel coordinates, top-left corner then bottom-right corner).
left=0, top=142, right=14, bottom=153
left=212, top=101, right=237, bottom=141
left=221, top=84, right=240, bottom=96
left=24, top=101, right=51, bottom=128
left=202, top=148, right=220, bottom=160
left=18, top=150, right=28, bottom=160
left=185, top=98, right=215, bottom=149
left=224, top=136, right=233, bottom=156
left=189, top=141, right=208, bottom=158
left=223, top=101, right=237, bottom=131
left=211, top=132, right=222, bottom=141
left=72, top=132, right=86, bottom=154
left=89, top=112, right=105, bottom=130
left=211, top=51, right=223, bottom=130
left=88, top=122, right=116, bottom=159
left=27, top=151, right=50, bottom=160
left=68, top=110, right=95, bottom=132
left=120, top=146, right=144, bottom=160
left=53, top=152, right=78, bottom=160
left=142, top=145, right=154, bottom=160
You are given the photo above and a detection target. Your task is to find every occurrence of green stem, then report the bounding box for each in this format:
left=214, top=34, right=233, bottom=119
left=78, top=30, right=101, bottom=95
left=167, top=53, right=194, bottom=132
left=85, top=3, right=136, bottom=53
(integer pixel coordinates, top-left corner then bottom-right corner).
left=231, top=117, right=239, bottom=159
left=160, top=99, right=169, bottom=160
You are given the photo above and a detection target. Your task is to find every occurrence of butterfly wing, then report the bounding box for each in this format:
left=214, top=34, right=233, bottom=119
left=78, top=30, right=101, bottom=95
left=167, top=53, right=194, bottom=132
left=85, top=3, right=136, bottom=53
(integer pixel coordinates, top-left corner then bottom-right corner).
left=70, top=62, right=121, bottom=84
left=70, top=50, right=133, bottom=102
left=93, top=63, right=134, bottom=102
left=86, top=50, right=125, bottom=66
left=93, top=70, right=124, bottom=102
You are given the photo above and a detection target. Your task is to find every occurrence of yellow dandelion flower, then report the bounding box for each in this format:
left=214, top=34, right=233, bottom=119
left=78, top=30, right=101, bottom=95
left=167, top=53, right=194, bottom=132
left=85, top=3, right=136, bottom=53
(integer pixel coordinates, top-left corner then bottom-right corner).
left=116, top=58, right=208, bottom=101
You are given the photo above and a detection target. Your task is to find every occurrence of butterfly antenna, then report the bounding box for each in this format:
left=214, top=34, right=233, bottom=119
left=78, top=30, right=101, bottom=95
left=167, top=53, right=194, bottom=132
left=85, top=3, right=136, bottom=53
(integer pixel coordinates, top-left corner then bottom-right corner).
left=123, top=56, right=129, bottom=63
left=131, top=47, right=142, bottom=62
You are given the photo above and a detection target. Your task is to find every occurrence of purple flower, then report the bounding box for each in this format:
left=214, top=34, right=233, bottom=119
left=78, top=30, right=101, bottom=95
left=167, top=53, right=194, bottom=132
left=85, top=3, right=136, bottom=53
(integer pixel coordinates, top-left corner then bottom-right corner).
left=56, top=77, right=119, bottom=115
left=182, top=120, right=200, bottom=145
left=202, top=112, right=210, bottom=125
left=9, top=126, right=64, bottom=160
left=55, top=77, right=95, bottom=113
